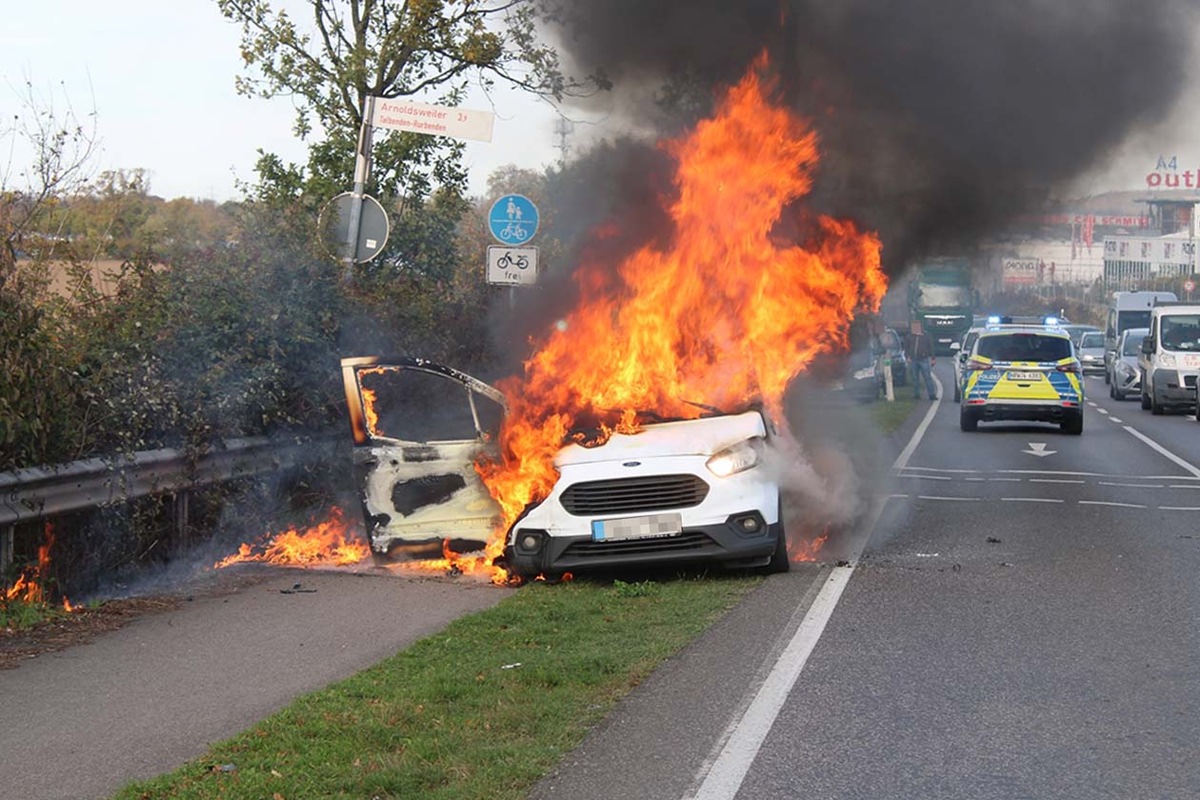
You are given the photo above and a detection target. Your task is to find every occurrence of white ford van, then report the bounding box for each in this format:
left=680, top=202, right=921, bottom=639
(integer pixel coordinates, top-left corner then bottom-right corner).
left=1138, top=303, right=1200, bottom=415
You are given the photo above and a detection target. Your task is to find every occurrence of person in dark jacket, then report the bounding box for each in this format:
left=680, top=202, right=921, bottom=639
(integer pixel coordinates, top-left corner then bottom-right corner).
left=905, top=321, right=937, bottom=399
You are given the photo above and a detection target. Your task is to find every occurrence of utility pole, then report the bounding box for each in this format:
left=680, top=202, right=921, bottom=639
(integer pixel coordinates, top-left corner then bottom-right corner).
left=553, top=117, right=574, bottom=167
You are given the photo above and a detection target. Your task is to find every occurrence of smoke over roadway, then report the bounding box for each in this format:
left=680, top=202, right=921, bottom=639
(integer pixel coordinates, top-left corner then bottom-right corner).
left=542, top=0, right=1200, bottom=271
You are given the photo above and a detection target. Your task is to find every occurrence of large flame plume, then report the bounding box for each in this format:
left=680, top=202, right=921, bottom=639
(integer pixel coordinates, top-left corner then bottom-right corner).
left=478, top=58, right=885, bottom=534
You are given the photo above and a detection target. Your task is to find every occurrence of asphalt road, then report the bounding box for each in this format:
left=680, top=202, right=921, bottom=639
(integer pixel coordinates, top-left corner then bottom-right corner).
left=0, top=569, right=507, bottom=800
left=532, top=364, right=1200, bottom=799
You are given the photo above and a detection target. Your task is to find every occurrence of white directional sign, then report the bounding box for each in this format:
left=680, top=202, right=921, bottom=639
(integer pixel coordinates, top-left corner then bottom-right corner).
left=487, top=246, right=538, bottom=286
left=371, top=98, right=495, bottom=143
left=1023, top=442, right=1057, bottom=457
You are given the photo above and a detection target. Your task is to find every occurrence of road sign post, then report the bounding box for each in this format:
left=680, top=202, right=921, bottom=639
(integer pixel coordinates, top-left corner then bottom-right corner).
left=322, top=191, right=390, bottom=264
left=487, top=246, right=538, bottom=286
left=341, top=95, right=378, bottom=282
left=488, top=194, right=540, bottom=245
left=371, top=98, right=495, bottom=142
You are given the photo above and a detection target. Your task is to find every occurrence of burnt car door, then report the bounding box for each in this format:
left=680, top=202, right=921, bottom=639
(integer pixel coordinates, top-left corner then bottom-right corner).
left=340, top=357, right=505, bottom=558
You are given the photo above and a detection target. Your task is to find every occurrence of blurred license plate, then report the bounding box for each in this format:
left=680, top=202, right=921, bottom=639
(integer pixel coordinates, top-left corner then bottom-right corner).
left=1008, top=371, right=1041, bottom=381
left=592, top=513, right=683, bottom=542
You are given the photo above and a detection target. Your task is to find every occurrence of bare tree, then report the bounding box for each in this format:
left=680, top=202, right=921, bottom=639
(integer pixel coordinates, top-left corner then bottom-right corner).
left=0, top=79, right=99, bottom=281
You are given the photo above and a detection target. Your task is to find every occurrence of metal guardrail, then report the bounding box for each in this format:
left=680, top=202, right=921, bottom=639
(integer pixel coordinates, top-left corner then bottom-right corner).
left=0, top=434, right=339, bottom=527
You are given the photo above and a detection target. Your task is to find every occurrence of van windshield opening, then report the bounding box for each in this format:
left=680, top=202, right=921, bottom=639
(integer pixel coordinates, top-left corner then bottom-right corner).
left=1160, top=315, right=1200, bottom=351
left=1118, top=311, right=1152, bottom=333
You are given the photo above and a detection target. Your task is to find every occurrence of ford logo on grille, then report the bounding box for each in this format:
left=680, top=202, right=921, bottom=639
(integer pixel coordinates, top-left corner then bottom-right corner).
left=622, top=461, right=641, bottom=467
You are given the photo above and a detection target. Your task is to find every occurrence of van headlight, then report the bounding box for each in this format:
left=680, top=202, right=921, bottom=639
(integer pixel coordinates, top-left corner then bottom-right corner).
left=1117, top=362, right=1135, bottom=378
left=706, top=439, right=762, bottom=477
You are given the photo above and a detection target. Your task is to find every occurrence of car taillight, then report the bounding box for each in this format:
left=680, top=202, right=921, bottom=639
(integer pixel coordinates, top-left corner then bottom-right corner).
left=1056, top=361, right=1081, bottom=374
left=967, top=358, right=990, bottom=371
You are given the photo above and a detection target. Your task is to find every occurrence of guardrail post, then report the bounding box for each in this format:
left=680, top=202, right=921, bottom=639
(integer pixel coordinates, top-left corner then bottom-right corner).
left=173, top=491, right=190, bottom=550
left=1, top=525, right=12, bottom=572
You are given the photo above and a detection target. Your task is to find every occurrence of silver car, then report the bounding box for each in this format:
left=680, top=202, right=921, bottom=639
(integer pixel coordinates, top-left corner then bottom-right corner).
left=951, top=327, right=983, bottom=403
left=1109, top=327, right=1148, bottom=401
left=1076, top=331, right=1106, bottom=376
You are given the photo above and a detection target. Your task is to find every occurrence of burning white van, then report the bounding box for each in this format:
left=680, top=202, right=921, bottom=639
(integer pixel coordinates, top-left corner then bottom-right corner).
left=340, top=356, right=788, bottom=579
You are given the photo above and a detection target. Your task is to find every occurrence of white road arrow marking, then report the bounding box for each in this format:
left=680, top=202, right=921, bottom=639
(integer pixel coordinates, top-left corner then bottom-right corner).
left=1023, top=442, right=1057, bottom=457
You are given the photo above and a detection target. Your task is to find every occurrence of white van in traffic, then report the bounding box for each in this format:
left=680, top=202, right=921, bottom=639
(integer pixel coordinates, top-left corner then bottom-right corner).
left=1138, top=303, right=1200, bottom=414
left=1105, top=290, right=1177, bottom=377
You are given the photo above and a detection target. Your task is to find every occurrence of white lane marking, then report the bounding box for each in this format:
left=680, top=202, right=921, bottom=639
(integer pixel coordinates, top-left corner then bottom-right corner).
left=894, top=380, right=942, bottom=471
left=1087, top=401, right=1098, bottom=407
left=917, top=495, right=981, bottom=501
left=964, top=477, right=986, bottom=482
left=1029, top=478, right=1085, bottom=484
left=897, top=474, right=953, bottom=481
left=1098, top=481, right=1164, bottom=489
left=1159, top=506, right=1200, bottom=511
left=1169, top=485, right=1200, bottom=490
left=688, top=567, right=854, bottom=800
left=989, top=477, right=1022, bottom=482
left=1110, top=417, right=1123, bottom=423
left=1079, top=500, right=1147, bottom=509
left=1122, top=426, right=1200, bottom=478
left=688, top=374, right=944, bottom=800
left=888, top=494, right=909, bottom=499
left=900, top=466, right=981, bottom=473
left=902, top=467, right=1200, bottom=482
left=1001, top=497, right=1064, bottom=503
left=1097, top=408, right=1109, bottom=415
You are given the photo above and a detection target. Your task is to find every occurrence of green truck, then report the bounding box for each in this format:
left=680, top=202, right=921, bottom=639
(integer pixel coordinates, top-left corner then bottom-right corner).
left=906, top=259, right=977, bottom=354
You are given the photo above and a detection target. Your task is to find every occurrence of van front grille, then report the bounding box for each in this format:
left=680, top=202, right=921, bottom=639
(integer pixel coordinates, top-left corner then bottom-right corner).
left=560, top=474, right=709, bottom=516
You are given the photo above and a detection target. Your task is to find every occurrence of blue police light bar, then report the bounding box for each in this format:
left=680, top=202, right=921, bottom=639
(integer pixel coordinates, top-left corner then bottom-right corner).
left=1044, top=316, right=1059, bottom=326
left=987, top=315, right=1002, bottom=326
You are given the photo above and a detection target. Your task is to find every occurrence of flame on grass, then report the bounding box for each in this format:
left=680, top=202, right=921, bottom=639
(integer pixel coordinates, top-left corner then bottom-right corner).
left=3, top=523, right=73, bottom=611
left=213, top=507, right=370, bottom=569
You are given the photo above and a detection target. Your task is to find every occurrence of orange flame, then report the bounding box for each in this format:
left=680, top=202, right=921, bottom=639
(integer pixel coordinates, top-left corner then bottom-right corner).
left=478, top=57, right=885, bottom=535
left=788, top=527, right=831, bottom=562
left=391, top=537, right=515, bottom=586
left=213, top=507, right=371, bottom=569
left=3, top=522, right=73, bottom=611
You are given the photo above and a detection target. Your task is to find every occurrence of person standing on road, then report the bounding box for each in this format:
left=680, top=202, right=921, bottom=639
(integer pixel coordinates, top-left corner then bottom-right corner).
left=906, top=320, right=937, bottom=399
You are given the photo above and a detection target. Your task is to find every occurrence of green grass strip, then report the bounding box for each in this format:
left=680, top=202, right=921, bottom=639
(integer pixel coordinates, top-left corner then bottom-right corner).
left=871, top=396, right=918, bottom=434
left=115, top=574, right=760, bottom=800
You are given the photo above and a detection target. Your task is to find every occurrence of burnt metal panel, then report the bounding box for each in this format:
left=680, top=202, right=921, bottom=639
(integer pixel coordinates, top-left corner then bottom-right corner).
left=391, top=473, right=468, bottom=517
left=401, top=445, right=440, bottom=463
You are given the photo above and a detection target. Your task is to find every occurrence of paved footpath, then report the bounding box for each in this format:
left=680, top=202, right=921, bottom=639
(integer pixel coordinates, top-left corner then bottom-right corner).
left=0, top=569, right=507, bottom=800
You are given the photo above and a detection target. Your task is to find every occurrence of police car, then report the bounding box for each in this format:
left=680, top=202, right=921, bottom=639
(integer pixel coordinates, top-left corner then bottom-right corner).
left=958, top=317, right=1084, bottom=434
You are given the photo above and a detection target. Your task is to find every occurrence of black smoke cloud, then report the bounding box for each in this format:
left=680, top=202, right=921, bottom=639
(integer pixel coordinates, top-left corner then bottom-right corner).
left=541, top=0, right=1199, bottom=272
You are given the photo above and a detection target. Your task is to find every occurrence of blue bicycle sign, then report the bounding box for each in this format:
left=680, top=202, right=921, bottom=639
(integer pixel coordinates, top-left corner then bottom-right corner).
left=488, top=194, right=539, bottom=244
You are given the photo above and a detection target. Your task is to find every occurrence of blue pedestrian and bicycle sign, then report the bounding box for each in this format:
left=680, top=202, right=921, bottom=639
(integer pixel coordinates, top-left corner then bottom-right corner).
left=488, top=194, right=539, bottom=245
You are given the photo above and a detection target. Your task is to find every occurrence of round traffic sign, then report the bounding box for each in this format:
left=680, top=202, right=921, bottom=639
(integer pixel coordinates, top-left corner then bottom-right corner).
left=488, top=194, right=539, bottom=244
left=320, top=192, right=390, bottom=263
left=1185, top=279, right=1196, bottom=292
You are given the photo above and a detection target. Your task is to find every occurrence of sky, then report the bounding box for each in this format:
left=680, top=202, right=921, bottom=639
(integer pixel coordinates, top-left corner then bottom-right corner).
left=0, top=0, right=563, bottom=202
left=2, top=1, right=1198, bottom=205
